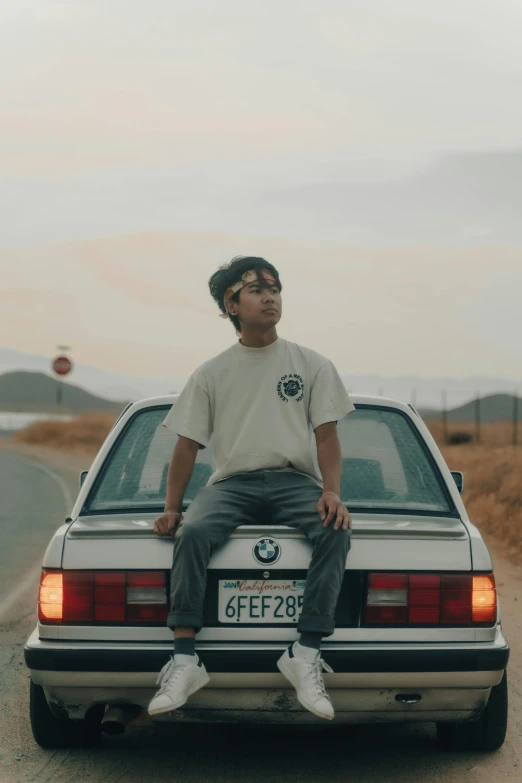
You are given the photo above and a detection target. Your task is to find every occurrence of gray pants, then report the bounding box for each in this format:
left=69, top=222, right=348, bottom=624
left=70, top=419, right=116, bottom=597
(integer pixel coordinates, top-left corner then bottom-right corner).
left=168, top=470, right=351, bottom=636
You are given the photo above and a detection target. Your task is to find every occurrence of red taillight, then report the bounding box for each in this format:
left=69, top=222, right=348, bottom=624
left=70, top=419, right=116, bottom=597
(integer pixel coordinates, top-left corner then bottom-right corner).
left=364, top=572, right=497, bottom=626
left=369, top=573, right=408, bottom=590
left=365, top=606, right=408, bottom=624
left=95, top=571, right=125, bottom=622
left=127, top=571, right=165, bottom=589
left=126, top=571, right=168, bottom=623
left=63, top=570, right=94, bottom=621
left=440, top=574, right=472, bottom=624
left=95, top=571, right=126, bottom=604
left=128, top=604, right=167, bottom=622
left=38, top=570, right=167, bottom=624
left=366, top=573, right=408, bottom=623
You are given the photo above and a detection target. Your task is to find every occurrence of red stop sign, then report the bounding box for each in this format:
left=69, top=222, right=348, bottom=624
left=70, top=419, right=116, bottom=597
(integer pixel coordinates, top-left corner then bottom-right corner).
left=53, top=356, right=73, bottom=376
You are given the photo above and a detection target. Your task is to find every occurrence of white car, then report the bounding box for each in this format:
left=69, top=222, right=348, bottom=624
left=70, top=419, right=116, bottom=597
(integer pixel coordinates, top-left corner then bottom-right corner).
left=24, top=395, right=509, bottom=750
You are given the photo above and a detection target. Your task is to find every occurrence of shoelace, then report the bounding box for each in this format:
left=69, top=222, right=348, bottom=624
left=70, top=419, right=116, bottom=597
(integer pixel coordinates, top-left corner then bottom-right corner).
left=306, top=657, right=334, bottom=698
left=155, top=656, right=191, bottom=692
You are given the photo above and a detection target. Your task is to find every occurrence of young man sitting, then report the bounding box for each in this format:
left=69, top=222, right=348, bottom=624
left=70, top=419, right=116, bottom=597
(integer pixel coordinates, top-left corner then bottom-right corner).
left=149, top=256, right=355, bottom=721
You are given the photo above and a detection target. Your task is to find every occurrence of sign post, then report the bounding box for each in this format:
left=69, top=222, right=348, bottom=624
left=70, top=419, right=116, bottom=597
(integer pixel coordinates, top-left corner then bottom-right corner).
left=52, top=347, right=73, bottom=408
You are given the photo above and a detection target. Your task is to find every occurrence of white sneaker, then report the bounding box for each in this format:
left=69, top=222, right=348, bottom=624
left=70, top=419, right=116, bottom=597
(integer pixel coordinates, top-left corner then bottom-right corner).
left=148, top=654, right=210, bottom=716
left=277, top=642, right=334, bottom=720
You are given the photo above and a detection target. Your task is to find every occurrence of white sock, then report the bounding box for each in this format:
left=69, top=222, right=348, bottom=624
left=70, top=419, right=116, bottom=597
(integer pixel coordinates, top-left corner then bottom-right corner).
left=294, top=641, right=320, bottom=663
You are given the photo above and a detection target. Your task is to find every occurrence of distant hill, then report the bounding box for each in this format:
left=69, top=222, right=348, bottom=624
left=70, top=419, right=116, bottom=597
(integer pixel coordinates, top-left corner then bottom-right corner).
left=2, top=346, right=521, bottom=409
left=0, top=371, right=130, bottom=414
left=419, top=393, right=522, bottom=423
left=0, top=346, right=185, bottom=402
left=1, top=368, right=521, bottom=424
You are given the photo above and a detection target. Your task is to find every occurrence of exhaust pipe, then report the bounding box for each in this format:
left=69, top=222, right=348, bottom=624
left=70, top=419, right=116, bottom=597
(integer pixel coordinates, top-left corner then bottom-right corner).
left=101, top=704, right=142, bottom=735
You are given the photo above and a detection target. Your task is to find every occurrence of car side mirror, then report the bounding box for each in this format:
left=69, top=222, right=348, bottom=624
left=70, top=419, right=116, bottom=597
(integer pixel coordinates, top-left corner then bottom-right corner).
left=451, top=471, right=464, bottom=494
left=79, top=470, right=89, bottom=488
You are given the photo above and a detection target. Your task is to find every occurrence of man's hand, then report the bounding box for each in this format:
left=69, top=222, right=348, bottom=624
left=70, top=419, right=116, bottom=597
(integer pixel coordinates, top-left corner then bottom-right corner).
left=317, top=492, right=351, bottom=531
left=153, top=510, right=184, bottom=539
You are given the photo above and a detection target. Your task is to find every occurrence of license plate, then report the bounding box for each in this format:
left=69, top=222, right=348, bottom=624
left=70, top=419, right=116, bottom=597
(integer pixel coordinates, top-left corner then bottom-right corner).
left=218, top=579, right=306, bottom=623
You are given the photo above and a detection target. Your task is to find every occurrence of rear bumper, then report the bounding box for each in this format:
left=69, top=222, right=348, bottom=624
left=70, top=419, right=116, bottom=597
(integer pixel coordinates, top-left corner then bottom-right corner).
left=25, top=629, right=509, bottom=724
left=25, top=630, right=509, bottom=675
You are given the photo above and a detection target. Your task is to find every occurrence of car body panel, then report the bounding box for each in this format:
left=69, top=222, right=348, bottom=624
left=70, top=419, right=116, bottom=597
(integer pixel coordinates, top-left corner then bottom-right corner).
left=63, top=515, right=471, bottom=573
left=36, top=622, right=498, bottom=644
left=41, top=525, right=69, bottom=569
left=467, top=522, right=494, bottom=571
left=26, top=393, right=509, bottom=727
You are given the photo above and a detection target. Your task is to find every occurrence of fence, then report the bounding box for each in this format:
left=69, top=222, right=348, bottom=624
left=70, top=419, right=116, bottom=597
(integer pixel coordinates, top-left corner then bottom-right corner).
left=347, top=387, right=522, bottom=447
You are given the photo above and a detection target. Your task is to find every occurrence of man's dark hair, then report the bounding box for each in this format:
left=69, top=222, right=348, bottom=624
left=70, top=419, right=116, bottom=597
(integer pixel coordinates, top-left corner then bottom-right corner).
left=208, top=256, right=282, bottom=333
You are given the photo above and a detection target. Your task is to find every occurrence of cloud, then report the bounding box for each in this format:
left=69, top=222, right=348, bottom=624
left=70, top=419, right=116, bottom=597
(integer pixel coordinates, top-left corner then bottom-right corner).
left=76, top=245, right=203, bottom=312
left=1, top=232, right=521, bottom=380
left=2, top=1, right=522, bottom=176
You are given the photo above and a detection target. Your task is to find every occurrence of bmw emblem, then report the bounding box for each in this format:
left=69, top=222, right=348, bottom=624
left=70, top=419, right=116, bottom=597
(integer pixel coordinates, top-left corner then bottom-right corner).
left=253, top=537, right=281, bottom=566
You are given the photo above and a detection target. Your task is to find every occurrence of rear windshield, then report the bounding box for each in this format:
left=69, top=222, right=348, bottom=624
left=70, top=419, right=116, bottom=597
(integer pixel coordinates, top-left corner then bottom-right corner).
left=84, top=405, right=453, bottom=515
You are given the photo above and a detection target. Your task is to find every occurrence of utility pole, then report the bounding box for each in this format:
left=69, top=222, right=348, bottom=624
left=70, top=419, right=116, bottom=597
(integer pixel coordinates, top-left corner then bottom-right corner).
left=513, top=389, right=519, bottom=447
left=442, top=390, right=448, bottom=444
left=475, top=391, right=481, bottom=445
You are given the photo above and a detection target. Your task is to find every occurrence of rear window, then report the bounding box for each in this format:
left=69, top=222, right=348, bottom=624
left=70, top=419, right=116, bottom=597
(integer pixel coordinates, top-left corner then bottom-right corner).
left=84, top=405, right=452, bottom=514
left=333, top=407, right=451, bottom=513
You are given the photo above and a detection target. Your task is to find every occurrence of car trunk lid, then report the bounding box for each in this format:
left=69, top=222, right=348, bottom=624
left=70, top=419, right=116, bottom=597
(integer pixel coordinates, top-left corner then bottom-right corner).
left=64, top=512, right=470, bottom=572
left=52, top=512, right=473, bottom=643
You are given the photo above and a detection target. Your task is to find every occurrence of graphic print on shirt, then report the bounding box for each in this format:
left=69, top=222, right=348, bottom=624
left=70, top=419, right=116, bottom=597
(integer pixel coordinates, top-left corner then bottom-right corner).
left=277, top=373, right=305, bottom=403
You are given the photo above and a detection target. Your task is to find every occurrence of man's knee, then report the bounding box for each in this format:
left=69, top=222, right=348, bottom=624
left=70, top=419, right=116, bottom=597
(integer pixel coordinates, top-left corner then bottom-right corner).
left=316, top=524, right=351, bottom=553
left=175, top=519, right=211, bottom=550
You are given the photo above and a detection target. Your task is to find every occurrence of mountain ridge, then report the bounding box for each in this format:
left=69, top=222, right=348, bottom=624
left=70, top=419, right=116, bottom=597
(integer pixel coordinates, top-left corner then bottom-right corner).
left=0, top=371, right=128, bottom=414
left=2, top=345, right=520, bottom=409
left=2, top=369, right=521, bottom=422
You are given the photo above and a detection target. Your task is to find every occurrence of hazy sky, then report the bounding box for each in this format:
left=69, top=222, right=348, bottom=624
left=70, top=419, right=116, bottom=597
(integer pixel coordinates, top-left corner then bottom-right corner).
left=1, top=0, right=522, bottom=381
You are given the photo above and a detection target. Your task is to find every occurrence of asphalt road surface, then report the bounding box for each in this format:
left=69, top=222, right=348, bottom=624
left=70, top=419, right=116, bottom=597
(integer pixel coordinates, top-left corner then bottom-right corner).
left=0, top=444, right=520, bottom=783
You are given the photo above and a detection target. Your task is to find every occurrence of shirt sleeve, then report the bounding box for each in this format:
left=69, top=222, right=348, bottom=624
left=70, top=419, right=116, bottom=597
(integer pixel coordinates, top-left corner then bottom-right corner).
left=161, top=368, right=212, bottom=448
left=309, top=359, right=356, bottom=431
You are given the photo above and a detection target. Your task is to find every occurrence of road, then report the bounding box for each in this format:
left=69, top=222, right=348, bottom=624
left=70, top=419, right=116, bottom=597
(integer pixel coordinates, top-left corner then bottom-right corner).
left=0, top=442, right=520, bottom=783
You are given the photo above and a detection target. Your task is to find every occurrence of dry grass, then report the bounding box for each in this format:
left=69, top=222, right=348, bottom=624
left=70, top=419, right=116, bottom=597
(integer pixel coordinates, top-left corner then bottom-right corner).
left=10, top=413, right=522, bottom=563
left=426, top=420, right=521, bottom=448
left=11, top=412, right=117, bottom=454
left=426, top=421, right=522, bottom=564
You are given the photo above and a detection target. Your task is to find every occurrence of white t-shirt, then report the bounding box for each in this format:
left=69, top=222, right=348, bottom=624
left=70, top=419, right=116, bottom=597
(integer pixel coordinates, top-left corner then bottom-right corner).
left=162, top=337, right=355, bottom=487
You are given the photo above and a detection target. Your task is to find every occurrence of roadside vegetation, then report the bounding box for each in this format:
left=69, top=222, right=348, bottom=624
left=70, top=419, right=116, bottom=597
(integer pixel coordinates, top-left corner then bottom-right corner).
left=9, top=414, right=522, bottom=563
left=11, top=412, right=117, bottom=453
left=427, top=422, right=522, bottom=565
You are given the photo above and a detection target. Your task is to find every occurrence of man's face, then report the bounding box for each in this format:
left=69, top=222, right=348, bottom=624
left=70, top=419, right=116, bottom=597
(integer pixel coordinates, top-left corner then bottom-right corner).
left=230, top=272, right=282, bottom=331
